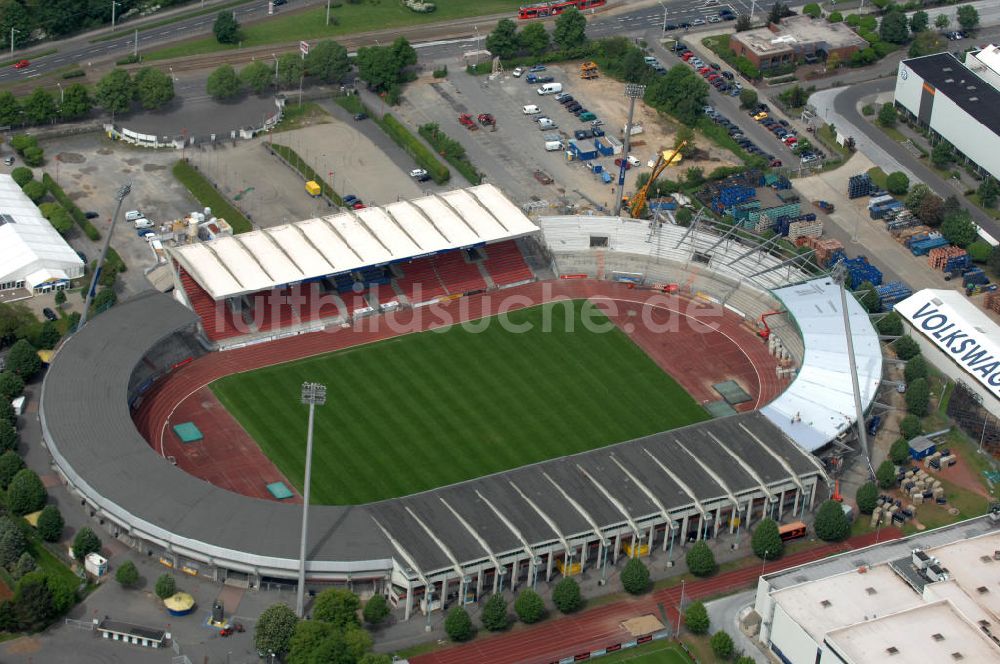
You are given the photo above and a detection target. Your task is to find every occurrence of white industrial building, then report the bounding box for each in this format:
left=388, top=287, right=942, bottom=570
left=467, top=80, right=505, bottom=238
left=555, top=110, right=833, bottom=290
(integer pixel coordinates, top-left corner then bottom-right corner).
left=894, top=51, right=1000, bottom=181
left=894, top=289, right=1000, bottom=416
left=754, top=514, right=1000, bottom=664
left=0, top=174, right=84, bottom=295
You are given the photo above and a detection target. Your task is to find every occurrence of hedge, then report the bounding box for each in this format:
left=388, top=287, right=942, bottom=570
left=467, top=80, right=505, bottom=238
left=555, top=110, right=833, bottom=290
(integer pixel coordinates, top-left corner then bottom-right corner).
left=42, top=173, right=101, bottom=241
left=269, top=143, right=343, bottom=207
left=171, top=160, right=252, bottom=233
left=418, top=123, right=481, bottom=185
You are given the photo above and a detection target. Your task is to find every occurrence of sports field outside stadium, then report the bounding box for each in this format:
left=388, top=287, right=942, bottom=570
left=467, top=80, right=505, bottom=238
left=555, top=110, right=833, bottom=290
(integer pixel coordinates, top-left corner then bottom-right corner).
left=211, top=300, right=708, bottom=505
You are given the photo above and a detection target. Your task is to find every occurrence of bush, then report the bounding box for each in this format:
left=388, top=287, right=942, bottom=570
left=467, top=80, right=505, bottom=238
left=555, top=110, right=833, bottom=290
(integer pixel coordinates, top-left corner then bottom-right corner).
left=61, top=69, right=86, bottom=79
left=71, top=527, right=101, bottom=562
left=444, top=606, right=473, bottom=641
left=514, top=588, right=545, bottom=624
left=814, top=499, right=850, bottom=541
left=876, top=458, right=898, bottom=489
left=154, top=573, right=176, bottom=599
left=432, top=65, right=448, bottom=78
left=115, top=560, right=139, bottom=587
left=36, top=505, right=63, bottom=542
left=42, top=173, right=100, bottom=240
left=894, top=336, right=921, bottom=361
left=877, top=311, right=903, bottom=336
left=877, top=103, right=897, bottom=127
left=900, top=415, right=922, bottom=440
left=7, top=469, right=46, bottom=516
left=686, top=540, right=717, bottom=577
left=0, top=451, right=23, bottom=490
left=828, top=10, right=843, bottom=22
left=856, top=481, right=878, bottom=514
left=22, top=147, right=44, bottom=167
left=889, top=438, right=911, bottom=466
left=480, top=593, right=508, bottom=631
left=362, top=594, right=389, bottom=625
left=21, top=180, right=46, bottom=203
left=379, top=114, right=449, bottom=184
left=0, top=421, right=17, bottom=454
left=710, top=630, right=735, bottom=659
left=418, top=123, right=481, bottom=185
left=905, top=377, right=930, bottom=417
left=313, top=588, right=360, bottom=628
left=904, top=355, right=928, bottom=383
left=684, top=601, right=709, bottom=634
left=861, top=103, right=875, bottom=116
left=552, top=577, right=582, bottom=613
left=886, top=171, right=910, bottom=195
left=967, top=240, right=992, bottom=263
left=10, top=167, right=33, bottom=187
left=0, top=373, right=23, bottom=403
left=751, top=519, right=783, bottom=560
left=10, top=134, right=37, bottom=155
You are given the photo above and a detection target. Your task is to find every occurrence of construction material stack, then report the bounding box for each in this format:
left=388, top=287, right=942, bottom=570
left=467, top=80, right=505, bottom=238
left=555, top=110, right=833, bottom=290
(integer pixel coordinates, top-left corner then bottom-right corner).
left=876, top=281, right=912, bottom=311
left=787, top=219, right=823, bottom=242
left=928, top=246, right=969, bottom=271
left=842, top=255, right=883, bottom=287
left=795, top=237, right=844, bottom=267
left=986, top=291, right=1000, bottom=314
left=848, top=173, right=873, bottom=199
left=909, top=233, right=949, bottom=256
left=869, top=194, right=904, bottom=219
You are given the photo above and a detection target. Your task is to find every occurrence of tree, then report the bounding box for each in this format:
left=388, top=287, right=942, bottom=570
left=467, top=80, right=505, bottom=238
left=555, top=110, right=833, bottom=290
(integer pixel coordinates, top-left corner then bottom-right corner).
left=979, top=177, right=1000, bottom=208
left=12, top=551, right=35, bottom=581
left=13, top=572, right=54, bottom=631
left=931, top=140, right=953, bottom=167
left=895, top=336, right=921, bottom=361
left=277, top=53, right=305, bottom=88
left=0, top=401, right=13, bottom=427
left=735, top=14, right=751, bottom=31
left=115, top=560, right=139, bottom=587
left=877, top=311, right=903, bottom=337
left=485, top=18, right=519, bottom=59
left=909, top=30, right=945, bottom=58
left=10, top=167, right=32, bottom=187
left=736, top=657, right=756, bottom=664
left=240, top=61, right=273, bottom=94
left=36, top=505, right=62, bottom=543
left=751, top=519, right=783, bottom=560
left=621, top=48, right=652, bottom=83
left=0, top=372, right=23, bottom=403
left=153, top=573, right=177, bottom=599
left=956, top=4, right=979, bottom=32
left=0, top=517, right=26, bottom=568
left=7, top=339, right=39, bottom=379
left=900, top=415, right=922, bottom=441
left=826, top=52, right=841, bottom=70
left=362, top=594, right=389, bottom=625
left=312, top=588, right=360, bottom=629
left=991, top=245, right=1000, bottom=275
left=828, top=11, right=843, bottom=22
left=390, top=36, right=417, bottom=70
left=644, top=65, right=708, bottom=126
left=710, top=630, right=735, bottom=659
left=886, top=171, right=909, bottom=195
left=904, top=355, right=928, bottom=383
left=941, top=208, right=977, bottom=247
left=7, top=469, right=45, bottom=516
left=905, top=377, right=930, bottom=416
left=287, top=620, right=336, bottom=664
left=0, top=91, right=20, bottom=126
left=877, top=103, right=897, bottom=128
left=59, top=83, right=92, bottom=120
left=615, top=556, right=648, bottom=594
left=21, top=146, right=43, bottom=168
left=552, top=577, right=582, bottom=613
left=739, top=88, right=758, bottom=109
left=213, top=11, right=241, bottom=44
left=905, top=183, right=930, bottom=210
left=96, top=69, right=134, bottom=115
left=359, top=655, right=393, bottom=664
left=935, top=13, right=950, bottom=30
left=780, top=84, right=808, bottom=109
left=0, top=421, right=17, bottom=454
left=889, top=438, right=911, bottom=467
left=676, top=207, right=693, bottom=226
left=21, top=181, right=45, bottom=205
left=684, top=601, right=709, bottom=634
left=133, top=67, right=174, bottom=110
left=514, top=588, right=545, bottom=624
left=92, top=287, right=117, bottom=314
left=768, top=2, right=792, bottom=25
left=553, top=7, right=587, bottom=50
left=256, top=603, right=299, bottom=658
left=910, top=10, right=929, bottom=34
left=444, top=606, right=473, bottom=641
left=814, top=499, right=850, bottom=541
left=206, top=65, right=242, bottom=100
left=21, top=88, right=57, bottom=126
left=305, top=40, right=350, bottom=83
left=876, top=458, right=898, bottom=489
left=686, top=540, right=717, bottom=577
left=802, top=3, right=821, bottom=18
left=917, top=193, right=944, bottom=227
left=519, top=22, right=550, bottom=56
left=856, top=481, right=878, bottom=514
left=71, top=526, right=100, bottom=562
left=854, top=280, right=880, bottom=313
left=0, top=452, right=22, bottom=490
left=481, top=592, right=509, bottom=631
left=38, top=321, right=60, bottom=350
left=9, top=134, right=36, bottom=154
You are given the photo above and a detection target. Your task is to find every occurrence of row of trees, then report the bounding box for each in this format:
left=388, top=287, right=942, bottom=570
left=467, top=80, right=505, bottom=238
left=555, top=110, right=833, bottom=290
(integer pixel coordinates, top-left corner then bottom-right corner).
left=205, top=39, right=353, bottom=101
left=484, top=8, right=586, bottom=61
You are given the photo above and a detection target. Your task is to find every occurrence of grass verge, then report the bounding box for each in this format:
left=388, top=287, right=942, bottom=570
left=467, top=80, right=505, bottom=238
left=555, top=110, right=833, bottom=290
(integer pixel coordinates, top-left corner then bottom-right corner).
left=273, top=101, right=331, bottom=133
left=91, top=0, right=250, bottom=43
left=335, top=95, right=450, bottom=184
left=212, top=301, right=708, bottom=505
left=42, top=173, right=101, bottom=241
left=171, top=159, right=252, bottom=233
left=0, top=49, right=57, bottom=68
left=144, top=0, right=523, bottom=61
left=268, top=143, right=342, bottom=207
left=816, top=124, right=851, bottom=159
left=867, top=166, right=888, bottom=191
left=418, top=123, right=481, bottom=185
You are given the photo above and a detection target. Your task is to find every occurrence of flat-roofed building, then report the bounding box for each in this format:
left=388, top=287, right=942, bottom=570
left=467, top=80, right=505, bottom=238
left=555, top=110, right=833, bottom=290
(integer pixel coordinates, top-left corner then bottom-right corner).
left=729, top=16, right=869, bottom=70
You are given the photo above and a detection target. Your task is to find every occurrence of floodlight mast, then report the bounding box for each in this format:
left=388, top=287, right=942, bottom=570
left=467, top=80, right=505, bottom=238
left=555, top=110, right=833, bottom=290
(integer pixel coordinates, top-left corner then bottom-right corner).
left=613, top=83, right=646, bottom=217
left=296, top=382, right=326, bottom=617
left=77, top=182, right=131, bottom=331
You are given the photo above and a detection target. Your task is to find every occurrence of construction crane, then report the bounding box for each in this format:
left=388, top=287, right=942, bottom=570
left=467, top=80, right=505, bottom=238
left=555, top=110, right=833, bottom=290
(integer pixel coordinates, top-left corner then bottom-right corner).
left=628, top=141, right=686, bottom=218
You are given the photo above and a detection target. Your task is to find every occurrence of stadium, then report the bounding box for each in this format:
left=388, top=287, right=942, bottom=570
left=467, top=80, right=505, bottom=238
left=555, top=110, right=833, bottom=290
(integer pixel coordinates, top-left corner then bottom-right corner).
left=39, top=184, right=882, bottom=620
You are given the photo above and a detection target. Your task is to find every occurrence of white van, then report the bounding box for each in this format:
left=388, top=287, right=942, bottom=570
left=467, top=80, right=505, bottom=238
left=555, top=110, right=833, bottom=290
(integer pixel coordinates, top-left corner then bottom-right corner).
left=522, top=104, right=540, bottom=115
left=544, top=140, right=563, bottom=151
left=537, top=82, right=563, bottom=95
left=537, top=117, right=558, bottom=130
left=134, top=218, right=154, bottom=229
left=125, top=210, right=144, bottom=222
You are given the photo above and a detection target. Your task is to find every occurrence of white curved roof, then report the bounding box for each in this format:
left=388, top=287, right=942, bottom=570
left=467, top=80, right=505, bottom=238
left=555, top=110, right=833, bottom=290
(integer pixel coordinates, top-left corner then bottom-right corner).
left=171, top=184, right=538, bottom=300
left=761, top=278, right=883, bottom=451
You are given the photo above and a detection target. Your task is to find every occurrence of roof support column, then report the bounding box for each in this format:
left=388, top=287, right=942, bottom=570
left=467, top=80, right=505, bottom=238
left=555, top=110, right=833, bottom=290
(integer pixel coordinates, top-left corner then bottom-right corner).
left=404, top=579, right=414, bottom=621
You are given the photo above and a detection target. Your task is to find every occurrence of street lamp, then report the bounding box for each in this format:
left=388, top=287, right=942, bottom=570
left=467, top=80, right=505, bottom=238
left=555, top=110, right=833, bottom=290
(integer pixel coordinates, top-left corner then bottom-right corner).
left=761, top=550, right=769, bottom=579
left=498, top=564, right=508, bottom=593
left=702, top=512, right=714, bottom=541
left=657, top=0, right=668, bottom=33
left=295, top=382, right=326, bottom=618
left=9, top=28, right=17, bottom=58
left=57, top=83, right=63, bottom=104
left=667, top=521, right=679, bottom=566
left=111, top=0, right=121, bottom=31
left=599, top=538, right=611, bottom=585
left=531, top=556, right=542, bottom=589
left=425, top=580, right=434, bottom=632
left=613, top=83, right=646, bottom=216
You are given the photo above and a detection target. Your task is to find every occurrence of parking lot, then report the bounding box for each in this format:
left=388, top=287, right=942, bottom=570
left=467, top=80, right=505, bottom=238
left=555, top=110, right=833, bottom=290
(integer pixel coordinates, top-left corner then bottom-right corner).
left=393, top=63, right=740, bottom=212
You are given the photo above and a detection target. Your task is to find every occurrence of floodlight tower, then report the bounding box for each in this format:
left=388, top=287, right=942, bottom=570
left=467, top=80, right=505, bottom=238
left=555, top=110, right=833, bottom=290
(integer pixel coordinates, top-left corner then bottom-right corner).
left=296, top=381, right=326, bottom=618
left=613, top=83, right=646, bottom=217
left=77, top=182, right=131, bottom=331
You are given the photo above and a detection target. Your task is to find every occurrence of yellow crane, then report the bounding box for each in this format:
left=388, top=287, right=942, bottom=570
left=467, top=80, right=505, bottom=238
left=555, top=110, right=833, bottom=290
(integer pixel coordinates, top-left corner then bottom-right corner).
left=628, top=141, right=686, bottom=218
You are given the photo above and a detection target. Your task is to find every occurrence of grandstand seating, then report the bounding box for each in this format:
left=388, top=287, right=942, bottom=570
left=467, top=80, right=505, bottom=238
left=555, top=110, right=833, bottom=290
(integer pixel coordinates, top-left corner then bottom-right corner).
left=395, top=257, right=448, bottom=304
left=366, top=282, right=399, bottom=309
left=433, top=250, right=487, bottom=294
left=483, top=240, right=534, bottom=287
left=178, top=267, right=244, bottom=341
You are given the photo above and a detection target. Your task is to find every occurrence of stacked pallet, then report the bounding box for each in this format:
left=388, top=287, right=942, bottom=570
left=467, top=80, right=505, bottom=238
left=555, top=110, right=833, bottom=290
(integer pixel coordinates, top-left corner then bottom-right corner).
left=986, top=291, right=1000, bottom=313
left=928, top=246, right=968, bottom=270
left=754, top=212, right=773, bottom=234
left=893, top=226, right=932, bottom=245
left=787, top=219, right=823, bottom=242
left=876, top=281, right=912, bottom=311
left=795, top=237, right=844, bottom=267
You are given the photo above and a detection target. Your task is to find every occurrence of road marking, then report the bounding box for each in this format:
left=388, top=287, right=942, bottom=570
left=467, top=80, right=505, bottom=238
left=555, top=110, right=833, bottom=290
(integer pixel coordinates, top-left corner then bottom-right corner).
left=27, top=73, right=40, bottom=78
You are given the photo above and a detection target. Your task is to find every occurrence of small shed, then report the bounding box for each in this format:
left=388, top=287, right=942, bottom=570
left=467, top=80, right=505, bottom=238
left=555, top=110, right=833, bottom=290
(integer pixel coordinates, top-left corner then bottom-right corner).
left=96, top=618, right=168, bottom=648
left=908, top=435, right=937, bottom=460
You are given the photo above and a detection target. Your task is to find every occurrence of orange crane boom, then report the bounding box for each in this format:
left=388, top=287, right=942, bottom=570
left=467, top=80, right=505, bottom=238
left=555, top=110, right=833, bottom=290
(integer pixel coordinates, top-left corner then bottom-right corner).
left=628, top=141, right=686, bottom=218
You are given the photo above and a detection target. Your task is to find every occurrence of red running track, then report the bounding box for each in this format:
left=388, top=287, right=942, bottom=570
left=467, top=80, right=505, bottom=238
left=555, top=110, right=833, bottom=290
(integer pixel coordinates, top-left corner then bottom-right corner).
left=132, top=280, right=786, bottom=500
left=411, top=528, right=903, bottom=664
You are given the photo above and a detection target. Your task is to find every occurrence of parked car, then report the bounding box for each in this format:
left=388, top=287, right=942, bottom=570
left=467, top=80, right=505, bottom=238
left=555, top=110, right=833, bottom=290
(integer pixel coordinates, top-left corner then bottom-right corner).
left=566, top=102, right=582, bottom=112
left=754, top=112, right=768, bottom=121
left=3, top=156, right=13, bottom=166
left=614, top=157, right=632, bottom=170
left=512, top=67, right=525, bottom=77
left=409, top=168, right=430, bottom=181
left=665, top=23, right=678, bottom=30
left=579, top=111, right=597, bottom=121
left=708, top=15, right=721, bottom=23
left=84, top=211, right=100, bottom=219
left=554, top=92, right=571, bottom=102
left=722, top=71, right=734, bottom=80
left=691, top=18, right=706, bottom=26
left=534, top=75, right=554, bottom=84
left=42, top=308, right=57, bottom=322
left=343, top=194, right=358, bottom=205
left=125, top=210, right=144, bottom=222
left=529, top=65, right=546, bottom=72
left=353, top=112, right=368, bottom=121
left=574, top=129, right=594, bottom=140
left=134, top=218, right=154, bottom=229
left=592, top=127, right=605, bottom=137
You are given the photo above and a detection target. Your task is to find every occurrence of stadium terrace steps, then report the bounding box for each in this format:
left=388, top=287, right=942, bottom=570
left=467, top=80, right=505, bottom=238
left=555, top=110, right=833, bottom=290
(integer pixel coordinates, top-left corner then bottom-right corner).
left=366, top=282, right=399, bottom=309
left=483, top=240, right=535, bottom=287
left=178, top=268, right=243, bottom=342
left=433, top=250, right=487, bottom=295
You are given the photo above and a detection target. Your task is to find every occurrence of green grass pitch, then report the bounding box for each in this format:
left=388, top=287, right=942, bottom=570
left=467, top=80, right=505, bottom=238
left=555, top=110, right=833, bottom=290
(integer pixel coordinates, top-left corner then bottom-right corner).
left=596, top=641, right=694, bottom=663
left=211, top=301, right=708, bottom=505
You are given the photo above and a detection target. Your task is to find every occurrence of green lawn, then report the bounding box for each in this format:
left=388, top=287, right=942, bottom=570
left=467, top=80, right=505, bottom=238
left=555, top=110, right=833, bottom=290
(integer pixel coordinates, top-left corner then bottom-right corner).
left=145, top=0, right=523, bottom=61
left=212, top=301, right=708, bottom=505
left=172, top=160, right=252, bottom=234
left=596, top=640, right=694, bottom=663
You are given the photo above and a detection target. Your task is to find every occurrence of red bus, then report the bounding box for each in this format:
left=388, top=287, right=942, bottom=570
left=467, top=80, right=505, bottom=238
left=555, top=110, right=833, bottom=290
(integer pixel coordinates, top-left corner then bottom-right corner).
left=518, top=0, right=607, bottom=20
left=778, top=521, right=807, bottom=542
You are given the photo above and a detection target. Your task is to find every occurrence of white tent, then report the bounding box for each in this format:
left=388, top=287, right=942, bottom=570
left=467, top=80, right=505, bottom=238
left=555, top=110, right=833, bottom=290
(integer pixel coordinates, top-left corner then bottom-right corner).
left=0, top=174, right=84, bottom=292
